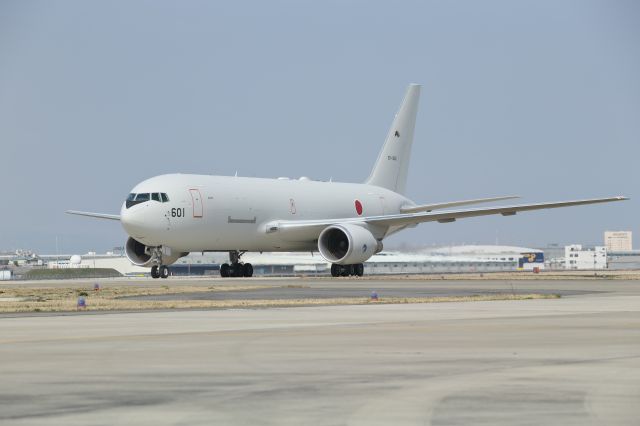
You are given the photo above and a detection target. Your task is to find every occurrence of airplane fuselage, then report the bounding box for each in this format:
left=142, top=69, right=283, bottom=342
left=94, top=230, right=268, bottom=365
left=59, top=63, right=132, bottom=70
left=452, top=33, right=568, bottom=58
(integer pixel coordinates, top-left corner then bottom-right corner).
left=121, top=173, right=410, bottom=253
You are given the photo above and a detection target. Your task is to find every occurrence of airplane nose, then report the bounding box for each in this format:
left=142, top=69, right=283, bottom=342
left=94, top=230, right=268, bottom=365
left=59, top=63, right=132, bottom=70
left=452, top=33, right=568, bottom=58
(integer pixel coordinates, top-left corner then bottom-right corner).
left=120, top=203, right=148, bottom=238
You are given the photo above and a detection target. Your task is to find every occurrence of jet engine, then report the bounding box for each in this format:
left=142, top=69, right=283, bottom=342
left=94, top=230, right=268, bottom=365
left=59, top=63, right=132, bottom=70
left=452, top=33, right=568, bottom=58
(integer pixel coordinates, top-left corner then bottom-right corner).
left=125, top=237, right=184, bottom=266
left=318, top=224, right=383, bottom=265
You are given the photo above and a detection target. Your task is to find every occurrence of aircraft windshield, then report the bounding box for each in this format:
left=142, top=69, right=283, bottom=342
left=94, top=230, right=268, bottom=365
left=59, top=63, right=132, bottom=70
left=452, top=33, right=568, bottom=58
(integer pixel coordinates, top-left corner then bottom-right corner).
left=125, top=192, right=170, bottom=208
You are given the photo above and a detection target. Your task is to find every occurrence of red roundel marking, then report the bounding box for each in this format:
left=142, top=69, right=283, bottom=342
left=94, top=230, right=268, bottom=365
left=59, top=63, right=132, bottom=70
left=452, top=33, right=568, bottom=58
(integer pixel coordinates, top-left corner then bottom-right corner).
left=354, top=199, right=363, bottom=215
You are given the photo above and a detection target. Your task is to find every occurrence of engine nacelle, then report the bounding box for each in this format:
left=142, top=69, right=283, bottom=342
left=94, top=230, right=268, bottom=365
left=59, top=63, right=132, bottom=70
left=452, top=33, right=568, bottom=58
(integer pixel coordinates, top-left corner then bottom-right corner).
left=125, top=237, right=184, bottom=266
left=318, top=224, right=382, bottom=265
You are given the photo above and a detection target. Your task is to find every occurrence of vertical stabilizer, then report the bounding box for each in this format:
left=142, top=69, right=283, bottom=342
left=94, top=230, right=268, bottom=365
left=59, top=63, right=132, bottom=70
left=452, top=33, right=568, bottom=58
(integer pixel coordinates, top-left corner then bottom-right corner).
left=366, top=84, right=421, bottom=195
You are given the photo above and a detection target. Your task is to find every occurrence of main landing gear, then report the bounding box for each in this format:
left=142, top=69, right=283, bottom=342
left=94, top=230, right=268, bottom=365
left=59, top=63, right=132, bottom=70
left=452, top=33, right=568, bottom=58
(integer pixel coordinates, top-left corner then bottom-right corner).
left=150, top=264, right=169, bottom=279
left=331, top=263, right=364, bottom=277
left=220, top=250, right=253, bottom=278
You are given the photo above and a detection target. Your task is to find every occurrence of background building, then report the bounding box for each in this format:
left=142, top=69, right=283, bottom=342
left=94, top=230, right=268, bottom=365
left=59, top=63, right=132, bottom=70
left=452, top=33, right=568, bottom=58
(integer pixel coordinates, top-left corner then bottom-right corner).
left=565, top=245, right=607, bottom=270
left=604, top=231, right=632, bottom=251
left=19, top=241, right=640, bottom=278
left=364, top=245, right=543, bottom=274
left=23, top=245, right=544, bottom=277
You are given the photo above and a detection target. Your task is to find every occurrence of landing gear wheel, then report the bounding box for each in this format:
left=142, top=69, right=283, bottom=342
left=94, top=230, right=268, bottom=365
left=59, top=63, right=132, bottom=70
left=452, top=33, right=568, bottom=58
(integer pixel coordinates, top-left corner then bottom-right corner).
left=228, top=263, right=240, bottom=277
left=222, top=251, right=253, bottom=278
left=160, top=265, right=169, bottom=279
left=355, top=263, right=364, bottom=277
left=151, top=265, right=159, bottom=279
left=220, top=263, right=230, bottom=278
left=243, top=263, right=254, bottom=277
left=341, top=265, right=351, bottom=277
left=331, top=264, right=340, bottom=277
left=233, top=264, right=244, bottom=277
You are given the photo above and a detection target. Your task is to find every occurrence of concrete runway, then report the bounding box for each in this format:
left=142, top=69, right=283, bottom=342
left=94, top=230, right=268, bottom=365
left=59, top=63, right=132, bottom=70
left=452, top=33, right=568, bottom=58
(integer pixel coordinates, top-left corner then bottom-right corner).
left=1, top=278, right=639, bottom=425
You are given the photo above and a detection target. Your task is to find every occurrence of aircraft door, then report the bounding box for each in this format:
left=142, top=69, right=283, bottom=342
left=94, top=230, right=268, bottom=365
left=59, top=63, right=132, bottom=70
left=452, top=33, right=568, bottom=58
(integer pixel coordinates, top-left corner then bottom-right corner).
left=189, top=189, right=203, bottom=218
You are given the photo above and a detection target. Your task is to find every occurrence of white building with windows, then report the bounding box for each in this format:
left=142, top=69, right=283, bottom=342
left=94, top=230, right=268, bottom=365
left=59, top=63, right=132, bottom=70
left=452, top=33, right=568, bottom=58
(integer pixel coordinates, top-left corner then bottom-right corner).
left=604, top=231, right=632, bottom=251
left=564, top=245, right=607, bottom=270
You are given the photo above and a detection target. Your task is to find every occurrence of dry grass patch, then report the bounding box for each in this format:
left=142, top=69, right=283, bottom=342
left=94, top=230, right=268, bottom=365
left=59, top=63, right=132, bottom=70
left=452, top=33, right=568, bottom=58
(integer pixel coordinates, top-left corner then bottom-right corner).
left=0, top=287, right=560, bottom=313
left=0, top=284, right=269, bottom=299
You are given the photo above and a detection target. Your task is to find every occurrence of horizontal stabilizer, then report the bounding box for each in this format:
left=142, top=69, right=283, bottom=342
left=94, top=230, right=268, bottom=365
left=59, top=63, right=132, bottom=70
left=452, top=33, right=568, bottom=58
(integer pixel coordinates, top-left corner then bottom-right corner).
left=66, top=210, right=121, bottom=221
left=400, top=195, right=520, bottom=213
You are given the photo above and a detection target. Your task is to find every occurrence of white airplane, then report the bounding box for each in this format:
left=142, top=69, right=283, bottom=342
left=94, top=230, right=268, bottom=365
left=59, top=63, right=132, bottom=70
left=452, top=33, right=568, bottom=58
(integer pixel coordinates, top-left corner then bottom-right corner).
left=68, top=84, right=627, bottom=278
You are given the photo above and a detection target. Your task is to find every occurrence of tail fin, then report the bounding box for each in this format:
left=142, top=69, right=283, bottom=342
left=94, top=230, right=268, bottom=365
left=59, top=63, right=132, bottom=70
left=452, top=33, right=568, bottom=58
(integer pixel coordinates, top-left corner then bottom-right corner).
left=366, top=84, right=421, bottom=195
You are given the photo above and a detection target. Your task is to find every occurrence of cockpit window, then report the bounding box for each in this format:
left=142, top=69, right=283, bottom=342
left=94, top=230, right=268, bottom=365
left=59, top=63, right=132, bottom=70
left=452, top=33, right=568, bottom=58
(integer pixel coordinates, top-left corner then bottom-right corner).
left=126, top=192, right=169, bottom=208
left=126, top=193, right=148, bottom=208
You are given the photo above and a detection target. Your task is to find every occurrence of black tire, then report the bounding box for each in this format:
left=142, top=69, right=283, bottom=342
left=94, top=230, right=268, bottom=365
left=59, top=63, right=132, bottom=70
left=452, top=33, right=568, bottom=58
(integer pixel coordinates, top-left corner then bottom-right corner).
left=340, top=265, right=350, bottom=277
left=236, top=264, right=244, bottom=277
left=243, top=263, right=253, bottom=277
left=231, top=264, right=243, bottom=277
left=355, top=263, right=364, bottom=277
left=220, top=263, right=230, bottom=278
left=331, top=264, right=340, bottom=277
left=151, top=265, right=159, bottom=279
left=160, top=265, right=169, bottom=279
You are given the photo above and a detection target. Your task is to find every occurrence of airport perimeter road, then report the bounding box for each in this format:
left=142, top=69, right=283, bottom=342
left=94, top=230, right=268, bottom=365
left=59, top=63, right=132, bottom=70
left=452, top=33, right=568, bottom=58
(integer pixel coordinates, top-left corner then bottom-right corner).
left=1, top=284, right=639, bottom=425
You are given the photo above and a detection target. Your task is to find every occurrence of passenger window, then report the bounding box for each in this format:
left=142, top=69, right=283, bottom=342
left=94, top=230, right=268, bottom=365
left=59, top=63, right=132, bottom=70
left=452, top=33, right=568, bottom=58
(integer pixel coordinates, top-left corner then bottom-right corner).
left=151, top=193, right=160, bottom=202
left=161, top=193, right=169, bottom=203
left=136, top=193, right=150, bottom=201
left=126, top=193, right=136, bottom=201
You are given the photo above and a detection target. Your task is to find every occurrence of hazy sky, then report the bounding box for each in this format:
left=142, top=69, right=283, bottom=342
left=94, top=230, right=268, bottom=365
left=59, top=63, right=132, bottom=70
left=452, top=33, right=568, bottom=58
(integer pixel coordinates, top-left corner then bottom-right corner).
left=1, top=0, right=638, bottom=254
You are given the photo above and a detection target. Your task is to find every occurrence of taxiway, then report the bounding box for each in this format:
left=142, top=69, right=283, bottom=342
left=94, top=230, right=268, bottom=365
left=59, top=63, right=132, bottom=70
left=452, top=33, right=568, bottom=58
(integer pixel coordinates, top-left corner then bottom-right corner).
left=1, top=278, right=639, bottom=425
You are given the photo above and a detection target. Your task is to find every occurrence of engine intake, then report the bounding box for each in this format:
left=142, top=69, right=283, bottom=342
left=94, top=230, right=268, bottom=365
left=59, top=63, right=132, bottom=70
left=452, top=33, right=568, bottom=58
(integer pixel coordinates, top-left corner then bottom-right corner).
left=125, top=237, right=151, bottom=266
left=318, top=224, right=382, bottom=265
left=125, top=237, right=185, bottom=266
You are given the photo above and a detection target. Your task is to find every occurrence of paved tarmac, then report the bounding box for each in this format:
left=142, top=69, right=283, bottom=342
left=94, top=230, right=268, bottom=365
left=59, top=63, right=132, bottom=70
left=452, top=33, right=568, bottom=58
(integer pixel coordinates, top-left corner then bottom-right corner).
left=1, top=278, right=639, bottom=425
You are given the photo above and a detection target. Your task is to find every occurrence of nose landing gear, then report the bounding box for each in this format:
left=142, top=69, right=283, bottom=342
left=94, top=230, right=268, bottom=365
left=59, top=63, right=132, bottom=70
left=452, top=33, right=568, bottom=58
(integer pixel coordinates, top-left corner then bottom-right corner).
left=150, top=264, right=170, bottom=279
left=220, top=250, right=253, bottom=278
left=160, top=265, right=169, bottom=278
left=331, top=263, right=364, bottom=277
left=149, top=247, right=170, bottom=279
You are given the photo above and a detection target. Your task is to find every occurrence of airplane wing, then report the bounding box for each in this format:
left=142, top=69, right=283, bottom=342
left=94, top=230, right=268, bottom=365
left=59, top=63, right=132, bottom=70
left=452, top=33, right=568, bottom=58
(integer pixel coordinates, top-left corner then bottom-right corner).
left=400, top=195, right=520, bottom=213
left=66, top=210, right=121, bottom=221
left=271, top=196, right=628, bottom=233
